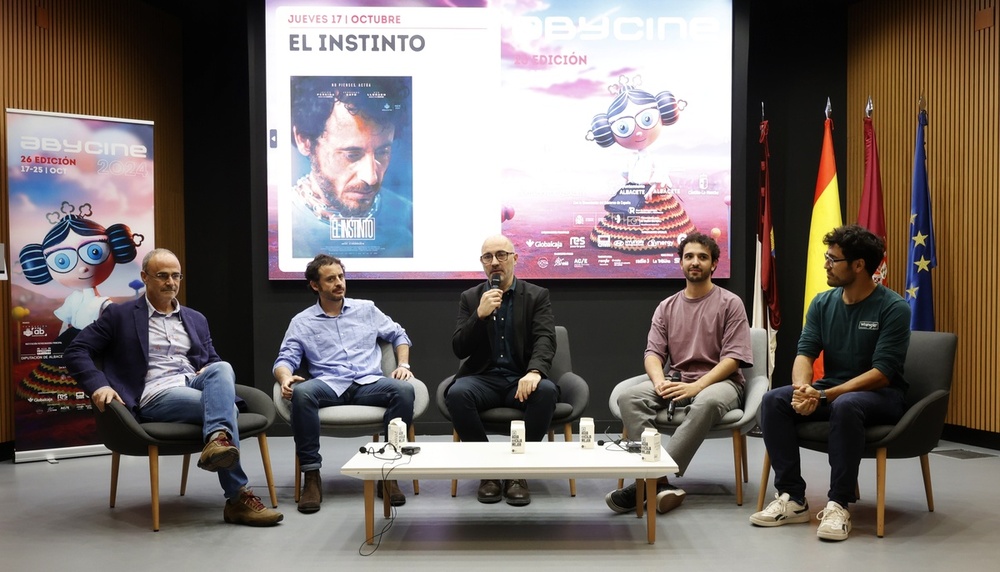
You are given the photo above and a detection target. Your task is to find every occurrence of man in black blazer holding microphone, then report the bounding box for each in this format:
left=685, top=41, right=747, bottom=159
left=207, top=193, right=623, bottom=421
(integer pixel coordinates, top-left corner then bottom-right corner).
left=445, top=234, right=558, bottom=506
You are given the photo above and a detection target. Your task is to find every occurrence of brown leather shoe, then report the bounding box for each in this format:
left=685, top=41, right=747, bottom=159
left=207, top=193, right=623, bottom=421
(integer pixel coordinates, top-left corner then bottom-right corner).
left=503, top=479, right=531, bottom=506
left=198, top=432, right=239, bottom=472
left=477, top=479, right=503, bottom=504
left=298, top=470, right=322, bottom=514
left=224, top=488, right=283, bottom=526
left=377, top=480, right=406, bottom=506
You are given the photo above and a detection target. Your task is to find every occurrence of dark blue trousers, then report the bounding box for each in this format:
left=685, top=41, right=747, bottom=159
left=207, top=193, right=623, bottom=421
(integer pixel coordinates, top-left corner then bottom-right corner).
left=759, top=384, right=906, bottom=506
left=445, top=374, right=559, bottom=442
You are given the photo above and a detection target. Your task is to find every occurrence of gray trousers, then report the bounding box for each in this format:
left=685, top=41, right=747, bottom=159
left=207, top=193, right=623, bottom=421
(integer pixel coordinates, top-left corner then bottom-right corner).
left=618, top=379, right=742, bottom=476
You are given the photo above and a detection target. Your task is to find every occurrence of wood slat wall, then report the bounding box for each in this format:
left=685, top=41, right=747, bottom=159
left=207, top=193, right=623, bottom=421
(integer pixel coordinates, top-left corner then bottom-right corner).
left=846, top=0, right=998, bottom=431
left=0, top=0, right=184, bottom=444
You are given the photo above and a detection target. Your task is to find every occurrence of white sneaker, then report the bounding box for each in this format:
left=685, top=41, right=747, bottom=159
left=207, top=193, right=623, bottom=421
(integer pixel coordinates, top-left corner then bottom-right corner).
left=749, top=492, right=811, bottom=527
left=816, top=501, right=851, bottom=541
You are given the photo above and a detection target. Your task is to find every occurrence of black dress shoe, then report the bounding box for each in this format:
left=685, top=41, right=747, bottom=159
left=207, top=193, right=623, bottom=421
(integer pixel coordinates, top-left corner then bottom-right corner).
left=503, top=479, right=531, bottom=506
left=477, top=479, right=503, bottom=504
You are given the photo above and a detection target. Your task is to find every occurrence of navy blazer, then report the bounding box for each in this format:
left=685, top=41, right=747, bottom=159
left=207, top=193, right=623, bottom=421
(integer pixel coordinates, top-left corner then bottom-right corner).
left=64, top=297, right=221, bottom=416
left=451, top=278, right=556, bottom=379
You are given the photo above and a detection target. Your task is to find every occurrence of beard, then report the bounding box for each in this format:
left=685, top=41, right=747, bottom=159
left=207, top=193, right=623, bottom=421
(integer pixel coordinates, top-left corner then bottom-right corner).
left=317, top=178, right=380, bottom=217
left=683, top=267, right=711, bottom=283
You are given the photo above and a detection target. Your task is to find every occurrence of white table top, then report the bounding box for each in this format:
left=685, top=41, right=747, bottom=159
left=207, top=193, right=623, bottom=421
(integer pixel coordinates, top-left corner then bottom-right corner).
left=341, top=441, right=678, bottom=481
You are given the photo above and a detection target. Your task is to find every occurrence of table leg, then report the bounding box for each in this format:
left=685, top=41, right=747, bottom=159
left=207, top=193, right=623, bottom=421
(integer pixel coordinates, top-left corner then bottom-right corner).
left=635, top=478, right=644, bottom=518
left=364, top=480, right=375, bottom=545
left=645, top=478, right=657, bottom=544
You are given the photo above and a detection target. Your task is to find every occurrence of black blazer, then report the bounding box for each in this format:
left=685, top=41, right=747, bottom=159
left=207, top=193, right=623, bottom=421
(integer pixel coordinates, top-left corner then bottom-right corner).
left=451, top=278, right=555, bottom=379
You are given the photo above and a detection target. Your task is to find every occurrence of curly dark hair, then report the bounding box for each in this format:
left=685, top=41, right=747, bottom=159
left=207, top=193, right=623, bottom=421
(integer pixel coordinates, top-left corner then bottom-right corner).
left=678, top=232, right=721, bottom=264
left=305, top=254, right=344, bottom=295
left=823, top=224, right=884, bottom=278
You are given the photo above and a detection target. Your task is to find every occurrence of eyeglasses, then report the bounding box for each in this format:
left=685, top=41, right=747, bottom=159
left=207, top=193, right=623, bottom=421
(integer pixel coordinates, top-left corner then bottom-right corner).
left=480, top=251, right=513, bottom=265
left=610, top=106, right=660, bottom=139
left=151, top=272, right=183, bottom=282
left=45, top=240, right=112, bottom=274
left=824, top=253, right=850, bottom=266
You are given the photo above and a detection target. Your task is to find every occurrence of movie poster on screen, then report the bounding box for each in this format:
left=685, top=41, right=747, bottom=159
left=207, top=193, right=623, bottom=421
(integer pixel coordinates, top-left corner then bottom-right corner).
left=265, top=0, right=732, bottom=280
left=5, top=109, right=155, bottom=462
left=287, top=76, right=413, bottom=259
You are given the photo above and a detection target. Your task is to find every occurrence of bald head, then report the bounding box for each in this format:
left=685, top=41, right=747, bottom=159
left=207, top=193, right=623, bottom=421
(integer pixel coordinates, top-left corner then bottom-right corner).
left=480, top=234, right=517, bottom=290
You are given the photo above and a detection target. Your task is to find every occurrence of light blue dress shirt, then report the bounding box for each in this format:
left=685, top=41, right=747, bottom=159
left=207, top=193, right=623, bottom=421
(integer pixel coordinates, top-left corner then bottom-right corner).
left=273, top=298, right=411, bottom=396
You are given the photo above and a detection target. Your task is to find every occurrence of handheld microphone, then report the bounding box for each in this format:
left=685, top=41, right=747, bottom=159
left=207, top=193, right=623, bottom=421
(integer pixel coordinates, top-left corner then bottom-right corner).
left=489, top=273, right=501, bottom=316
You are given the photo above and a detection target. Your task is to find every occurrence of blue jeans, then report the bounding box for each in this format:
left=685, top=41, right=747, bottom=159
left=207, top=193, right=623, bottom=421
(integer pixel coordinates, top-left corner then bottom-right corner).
left=759, top=384, right=906, bottom=507
left=290, top=377, right=416, bottom=471
left=138, top=361, right=247, bottom=499
left=445, top=374, right=559, bottom=442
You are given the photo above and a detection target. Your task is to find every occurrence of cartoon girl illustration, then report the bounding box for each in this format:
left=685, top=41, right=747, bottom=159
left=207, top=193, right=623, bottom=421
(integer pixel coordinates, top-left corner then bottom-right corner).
left=16, top=202, right=143, bottom=408
left=588, top=76, right=683, bottom=214
left=586, top=77, right=696, bottom=253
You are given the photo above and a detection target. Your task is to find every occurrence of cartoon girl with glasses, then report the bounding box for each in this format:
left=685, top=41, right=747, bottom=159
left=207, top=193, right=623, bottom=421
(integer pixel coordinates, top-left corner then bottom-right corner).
left=20, top=205, right=143, bottom=331
left=588, top=76, right=684, bottom=215
left=16, top=203, right=143, bottom=407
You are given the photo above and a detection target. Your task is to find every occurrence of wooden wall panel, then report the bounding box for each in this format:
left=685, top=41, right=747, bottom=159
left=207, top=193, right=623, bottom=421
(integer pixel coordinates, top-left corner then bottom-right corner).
left=847, top=0, right=999, bottom=431
left=0, top=0, right=184, bottom=445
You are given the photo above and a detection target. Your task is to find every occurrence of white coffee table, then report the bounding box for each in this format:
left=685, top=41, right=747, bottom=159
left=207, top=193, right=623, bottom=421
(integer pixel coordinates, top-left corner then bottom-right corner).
left=341, top=440, right=678, bottom=544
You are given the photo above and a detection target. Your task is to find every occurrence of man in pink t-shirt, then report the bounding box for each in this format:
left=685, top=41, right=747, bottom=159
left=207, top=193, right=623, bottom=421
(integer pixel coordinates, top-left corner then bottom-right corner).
left=606, top=232, right=753, bottom=516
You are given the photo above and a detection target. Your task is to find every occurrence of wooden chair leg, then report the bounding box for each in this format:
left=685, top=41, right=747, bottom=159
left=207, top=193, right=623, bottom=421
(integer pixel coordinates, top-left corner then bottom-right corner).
left=180, top=454, right=190, bottom=496
left=741, top=434, right=749, bottom=482
left=564, top=423, right=576, bottom=497
left=920, top=453, right=934, bottom=512
left=876, top=447, right=887, bottom=537
left=257, top=434, right=278, bottom=507
left=451, top=430, right=459, bottom=497
left=409, top=425, right=420, bottom=495
left=732, top=430, right=744, bottom=506
left=109, top=452, right=121, bottom=508
left=294, top=455, right=301, bottom=503
left=148, top=444, right=160, bottom=532
left=757, top=450, right=771, bottom=511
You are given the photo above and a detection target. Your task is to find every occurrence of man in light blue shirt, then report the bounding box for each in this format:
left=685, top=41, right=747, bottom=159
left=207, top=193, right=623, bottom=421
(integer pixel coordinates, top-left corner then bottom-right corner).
left=273, top=254, right=415, bottom=514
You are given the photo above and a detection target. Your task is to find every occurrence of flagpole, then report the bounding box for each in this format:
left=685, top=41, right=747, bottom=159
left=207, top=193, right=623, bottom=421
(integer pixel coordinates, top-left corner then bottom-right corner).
left=859, top=96, right=888, bottom=286
left=906, top=98, right=937, bottom=331
left=805, top=98, right=843, bottom=380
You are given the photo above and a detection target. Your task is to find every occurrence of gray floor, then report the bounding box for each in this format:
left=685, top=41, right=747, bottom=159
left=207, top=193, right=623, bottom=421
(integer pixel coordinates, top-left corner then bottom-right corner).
left=2, top=434, right=998, bottom=571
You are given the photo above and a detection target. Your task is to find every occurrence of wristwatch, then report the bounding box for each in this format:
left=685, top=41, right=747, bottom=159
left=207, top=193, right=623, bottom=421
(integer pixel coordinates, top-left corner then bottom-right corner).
left=398, top=363, right=411, bottom=370
left=818, top=389, right=828, bottom=405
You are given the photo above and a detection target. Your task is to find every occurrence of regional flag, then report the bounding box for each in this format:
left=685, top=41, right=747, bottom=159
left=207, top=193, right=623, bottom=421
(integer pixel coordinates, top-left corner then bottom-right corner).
left=859, top=115, right=888, bottom=286
left=804, top=114, right=843, bottom=379
left=753, top=118, right=779, bottom=377
left=906, top=110, right=937, bottom=331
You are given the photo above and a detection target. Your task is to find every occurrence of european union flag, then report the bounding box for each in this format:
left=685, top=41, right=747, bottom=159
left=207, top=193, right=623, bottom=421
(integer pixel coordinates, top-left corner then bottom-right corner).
left=905, top=110, right=936, bottom=331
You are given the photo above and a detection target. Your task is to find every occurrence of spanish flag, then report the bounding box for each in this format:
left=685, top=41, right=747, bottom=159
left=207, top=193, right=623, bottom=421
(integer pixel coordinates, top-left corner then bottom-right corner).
left=804, top=115, right=843, bottom=378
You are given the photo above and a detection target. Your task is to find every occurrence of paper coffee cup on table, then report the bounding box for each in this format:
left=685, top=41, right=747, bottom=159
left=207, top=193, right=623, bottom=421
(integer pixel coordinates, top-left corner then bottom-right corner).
left=511, top=420, right=526, bottom=453
left=579, top=417, right=595, bottom=449
left=641, top=428, right=661, bottom=462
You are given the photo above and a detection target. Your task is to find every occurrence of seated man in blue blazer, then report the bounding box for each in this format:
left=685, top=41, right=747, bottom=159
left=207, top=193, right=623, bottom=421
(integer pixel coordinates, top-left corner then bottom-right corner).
left=64, top=248, right=283, bottom=527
